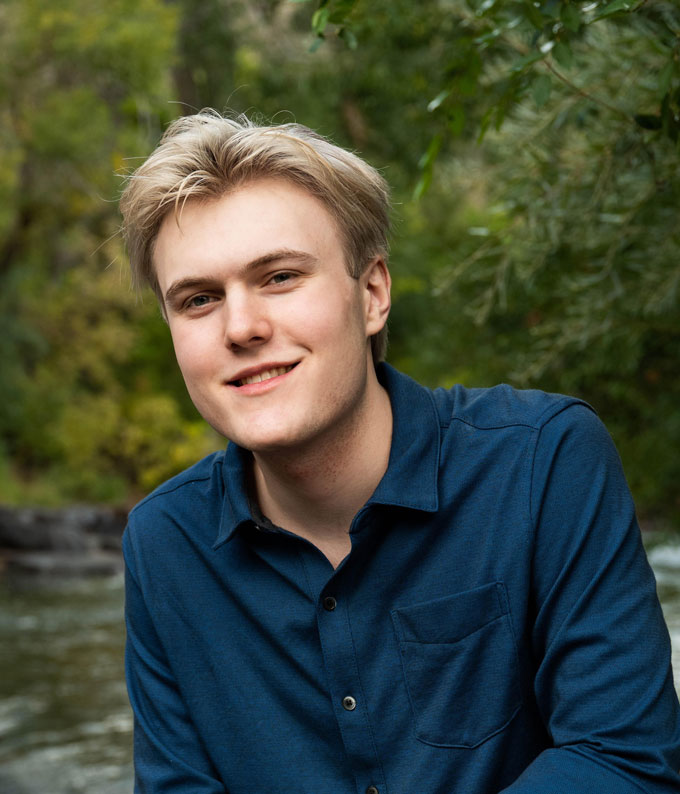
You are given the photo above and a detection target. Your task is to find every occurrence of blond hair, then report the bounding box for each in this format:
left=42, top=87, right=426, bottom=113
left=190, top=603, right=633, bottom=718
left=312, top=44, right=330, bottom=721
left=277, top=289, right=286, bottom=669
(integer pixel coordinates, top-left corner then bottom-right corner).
left=120, top=110, right=391, bottom=362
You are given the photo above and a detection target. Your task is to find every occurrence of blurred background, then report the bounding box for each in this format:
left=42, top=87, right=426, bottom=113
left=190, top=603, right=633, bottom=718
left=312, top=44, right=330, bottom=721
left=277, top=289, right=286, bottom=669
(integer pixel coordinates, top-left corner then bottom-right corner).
left=0, top=0, right=678, bottom=791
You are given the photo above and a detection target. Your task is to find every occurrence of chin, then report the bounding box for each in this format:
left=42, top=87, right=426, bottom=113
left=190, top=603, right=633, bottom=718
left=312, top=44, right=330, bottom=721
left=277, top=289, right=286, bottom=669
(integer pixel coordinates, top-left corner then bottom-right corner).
left=234, top=421, right=328, bottom=455
left=217, top=423, right=301, bottom=453
left=201, top=409, right=294, bottom=450
left=239, top=434, right=309, bottom=454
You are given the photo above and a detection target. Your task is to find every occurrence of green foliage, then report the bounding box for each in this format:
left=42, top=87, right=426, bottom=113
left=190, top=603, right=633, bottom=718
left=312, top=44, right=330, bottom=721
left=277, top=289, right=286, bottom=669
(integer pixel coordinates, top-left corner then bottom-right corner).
left=1, top=0, right=678, bottom=527
left=0, top=0, right=223, bottom=506
left=293, top=0, right=680, bottom=524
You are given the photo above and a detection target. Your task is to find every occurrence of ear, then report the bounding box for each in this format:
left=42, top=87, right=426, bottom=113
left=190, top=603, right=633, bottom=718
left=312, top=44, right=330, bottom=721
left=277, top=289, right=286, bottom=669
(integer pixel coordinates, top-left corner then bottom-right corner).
left=362, top=256, right=391, bottom=336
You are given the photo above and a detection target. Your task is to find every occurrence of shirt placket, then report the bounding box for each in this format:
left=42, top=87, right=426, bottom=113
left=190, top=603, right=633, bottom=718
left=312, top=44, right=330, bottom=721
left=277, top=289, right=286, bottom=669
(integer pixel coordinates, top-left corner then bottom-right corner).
left=311, top=532, right=387, bottom=794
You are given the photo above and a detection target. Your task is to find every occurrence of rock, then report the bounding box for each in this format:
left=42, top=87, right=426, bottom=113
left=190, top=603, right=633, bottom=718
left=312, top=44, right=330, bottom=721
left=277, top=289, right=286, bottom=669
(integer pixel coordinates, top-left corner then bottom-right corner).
left=5, top=550, right=124, bottom=577
left=0, top=505, right=127, bottom=552
left=0, top=505, right=128, bottom=577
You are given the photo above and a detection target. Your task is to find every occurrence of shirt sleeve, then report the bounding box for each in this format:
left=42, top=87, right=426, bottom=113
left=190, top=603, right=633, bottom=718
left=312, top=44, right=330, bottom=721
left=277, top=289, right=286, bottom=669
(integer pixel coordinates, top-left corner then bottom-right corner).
left=501, top=403, right=680, bottom=793
left=124, top=529, right=228, bottom=794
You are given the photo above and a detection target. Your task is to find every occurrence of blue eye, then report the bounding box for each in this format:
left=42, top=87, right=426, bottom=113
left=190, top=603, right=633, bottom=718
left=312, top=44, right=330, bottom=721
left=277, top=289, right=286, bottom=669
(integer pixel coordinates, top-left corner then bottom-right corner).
left=188, top=295, right=212, bottom=307
left=270, top=272, right=293, bottom=284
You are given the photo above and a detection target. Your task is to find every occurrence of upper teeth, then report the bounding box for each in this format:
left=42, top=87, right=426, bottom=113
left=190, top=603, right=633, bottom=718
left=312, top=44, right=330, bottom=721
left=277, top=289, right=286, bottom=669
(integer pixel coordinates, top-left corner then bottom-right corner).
left=239, top=366, right=292, bottom=386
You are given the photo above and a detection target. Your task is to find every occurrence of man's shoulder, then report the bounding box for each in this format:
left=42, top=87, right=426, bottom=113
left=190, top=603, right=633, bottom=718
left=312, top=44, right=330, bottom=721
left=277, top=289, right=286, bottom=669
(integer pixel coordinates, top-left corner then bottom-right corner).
left=382, top=363, right=595, bottom=437
left=431, top=380, right=593, bottom=432
left=124, top=449, right=232, bottom=587
left=128, top=449, right=226, bottom=523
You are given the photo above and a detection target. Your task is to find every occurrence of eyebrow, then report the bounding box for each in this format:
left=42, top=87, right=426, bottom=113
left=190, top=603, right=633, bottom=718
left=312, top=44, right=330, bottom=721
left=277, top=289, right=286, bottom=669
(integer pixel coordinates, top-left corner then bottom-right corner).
left=163, top=249, right=319, bottom=308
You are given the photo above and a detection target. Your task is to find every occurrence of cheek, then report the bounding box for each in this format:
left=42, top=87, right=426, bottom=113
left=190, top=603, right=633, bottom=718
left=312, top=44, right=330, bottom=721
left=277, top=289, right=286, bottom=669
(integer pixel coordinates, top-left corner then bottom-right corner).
left=288, top=286, right=365, bottom=351
left=170, top=326, right=217, bottom=385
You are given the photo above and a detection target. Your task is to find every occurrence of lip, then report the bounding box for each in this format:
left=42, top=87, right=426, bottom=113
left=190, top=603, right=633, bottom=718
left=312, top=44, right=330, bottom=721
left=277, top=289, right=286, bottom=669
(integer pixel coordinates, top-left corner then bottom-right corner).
left=226, top=361, right=299, bottom=392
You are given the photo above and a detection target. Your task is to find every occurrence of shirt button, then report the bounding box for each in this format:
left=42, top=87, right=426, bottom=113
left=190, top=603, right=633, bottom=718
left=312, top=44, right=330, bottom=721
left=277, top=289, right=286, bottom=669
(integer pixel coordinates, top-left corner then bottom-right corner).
left=366, top=787, right=379, bottom=794
left=342, top=695, right=356, bottom=711
left=323, top=596, right=337, bottom=611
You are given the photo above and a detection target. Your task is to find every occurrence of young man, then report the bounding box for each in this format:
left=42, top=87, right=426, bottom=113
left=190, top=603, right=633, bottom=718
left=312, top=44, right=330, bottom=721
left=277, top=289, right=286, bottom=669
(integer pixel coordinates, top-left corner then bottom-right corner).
left=120, top=111, right=680, bottom=794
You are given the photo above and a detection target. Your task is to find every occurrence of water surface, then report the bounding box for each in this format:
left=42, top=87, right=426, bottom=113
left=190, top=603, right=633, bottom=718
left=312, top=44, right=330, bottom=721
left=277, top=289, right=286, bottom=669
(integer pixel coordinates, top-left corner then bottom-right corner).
left=0, top=575, right=132, bottom=793
left=1, top=540, right=679, bottom=793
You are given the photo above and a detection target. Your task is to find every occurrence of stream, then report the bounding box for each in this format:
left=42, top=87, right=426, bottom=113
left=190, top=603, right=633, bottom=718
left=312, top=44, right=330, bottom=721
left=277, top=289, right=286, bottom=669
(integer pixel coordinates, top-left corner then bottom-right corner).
left=1, top=538, right=679, bottom=793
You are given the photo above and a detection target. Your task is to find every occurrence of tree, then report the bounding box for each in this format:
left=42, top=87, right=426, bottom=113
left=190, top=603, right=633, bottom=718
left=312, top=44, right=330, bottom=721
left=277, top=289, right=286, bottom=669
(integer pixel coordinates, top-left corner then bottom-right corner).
left=297, top=0, right=680, bottom=523
left=1, top=0, right=677, bottom=524
left=0, top=0, right=216, bottom=504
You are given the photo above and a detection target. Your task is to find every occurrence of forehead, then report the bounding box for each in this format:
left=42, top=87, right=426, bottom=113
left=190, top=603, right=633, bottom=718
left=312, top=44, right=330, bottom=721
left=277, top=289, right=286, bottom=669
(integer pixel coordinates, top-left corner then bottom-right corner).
left=152, top=178, right=345, bottom=286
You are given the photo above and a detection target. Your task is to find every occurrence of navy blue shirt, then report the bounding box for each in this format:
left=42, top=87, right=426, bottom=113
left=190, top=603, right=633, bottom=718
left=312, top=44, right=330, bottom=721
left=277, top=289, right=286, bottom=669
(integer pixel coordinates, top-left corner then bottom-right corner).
left=124, top=364, right=680, bottom=793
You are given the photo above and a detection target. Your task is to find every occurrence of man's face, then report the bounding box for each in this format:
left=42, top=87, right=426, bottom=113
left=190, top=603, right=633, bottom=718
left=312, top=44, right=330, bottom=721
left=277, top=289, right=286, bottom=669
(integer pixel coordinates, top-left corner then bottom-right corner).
left=153, top=178, right=389, bottom=454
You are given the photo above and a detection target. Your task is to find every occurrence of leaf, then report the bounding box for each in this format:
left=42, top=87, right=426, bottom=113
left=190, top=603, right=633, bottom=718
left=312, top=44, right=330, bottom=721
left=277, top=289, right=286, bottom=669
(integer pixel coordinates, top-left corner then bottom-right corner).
left=328, top=0, right=357, bottom=23
left=658, top=61, right=674, bottom=98
left=311, top=7, right=329, bottom=35
left=591, top=0, right=635, bottom=22
left=448, top=105, right=466, bottom=137
left=495, top=96, right=510, bottom=130
left=510, top=50, right=544, bottom=74
left=412, top=169, right=432, bottom=201
left=338, top=26, right=358, bottom=49
left=477, top=107, right=495, bottom=143
left=414, top=133, right=441, bottom=196
left=660, top=93, right=680, bottom=142
left=474, top=28, right=503, bottom=47
left=523, top=1, right=545, bottom=30
left=560, top=3, right=581, bottom=33
left=418, top=133, right=443, bottom=170
left=477, top=0, right=497, bottom=14
left=532, top=73, right=552, bottom=106
left=428, top=89, right=450, bottom=113
left=335, top=0, right=357, bottom=14
left=542, top=0, right=562, bottom=18
left=552, top=40, right=574, bottom=69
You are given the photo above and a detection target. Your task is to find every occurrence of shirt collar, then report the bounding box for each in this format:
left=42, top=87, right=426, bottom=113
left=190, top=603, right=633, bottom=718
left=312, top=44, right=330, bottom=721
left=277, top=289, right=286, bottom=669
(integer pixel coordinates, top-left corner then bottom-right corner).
left=213, top=363, right=441, bottom=549
left=214, top=442, right=256, bottom=549
left=368, top=363, right=440, bottom=513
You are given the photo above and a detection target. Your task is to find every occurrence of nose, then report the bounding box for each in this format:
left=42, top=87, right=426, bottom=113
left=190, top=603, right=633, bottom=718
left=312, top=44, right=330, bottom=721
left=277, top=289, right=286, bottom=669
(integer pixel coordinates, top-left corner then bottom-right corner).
left=222, top=289, right=272, bottom=351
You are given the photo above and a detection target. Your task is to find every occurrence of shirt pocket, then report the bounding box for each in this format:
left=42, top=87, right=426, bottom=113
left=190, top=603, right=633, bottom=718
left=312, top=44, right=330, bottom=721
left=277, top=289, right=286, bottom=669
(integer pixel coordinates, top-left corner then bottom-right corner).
left=391, top=581, right=522, bottom=749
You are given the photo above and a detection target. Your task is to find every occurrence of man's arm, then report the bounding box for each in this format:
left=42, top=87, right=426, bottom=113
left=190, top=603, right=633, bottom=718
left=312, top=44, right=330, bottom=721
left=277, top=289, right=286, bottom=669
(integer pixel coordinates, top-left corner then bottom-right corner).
left=502, top=403, right=680, bottom=793
left=124, top=533, right=227, bottom=794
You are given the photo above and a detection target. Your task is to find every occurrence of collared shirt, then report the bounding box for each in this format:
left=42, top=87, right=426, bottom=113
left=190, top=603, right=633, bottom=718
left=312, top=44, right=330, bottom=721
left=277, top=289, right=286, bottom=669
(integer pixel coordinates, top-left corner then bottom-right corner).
left=124, top=364, right=680, bottom=794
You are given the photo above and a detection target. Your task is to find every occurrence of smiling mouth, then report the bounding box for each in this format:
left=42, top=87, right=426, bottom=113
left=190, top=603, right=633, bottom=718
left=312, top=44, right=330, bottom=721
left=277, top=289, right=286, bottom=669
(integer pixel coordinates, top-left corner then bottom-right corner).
left=231, top=364, right=297, bottom=387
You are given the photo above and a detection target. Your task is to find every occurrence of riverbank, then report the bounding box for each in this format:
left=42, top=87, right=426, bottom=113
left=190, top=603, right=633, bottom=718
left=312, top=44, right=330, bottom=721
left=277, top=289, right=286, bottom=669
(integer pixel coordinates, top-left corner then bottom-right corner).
left=0, top=506, right=126, bottom=578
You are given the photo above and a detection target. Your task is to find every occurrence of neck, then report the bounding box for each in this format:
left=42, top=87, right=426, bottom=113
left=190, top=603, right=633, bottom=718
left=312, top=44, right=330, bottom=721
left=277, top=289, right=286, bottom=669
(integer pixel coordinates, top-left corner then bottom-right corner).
left=251, top=369, right=392, bottom=566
